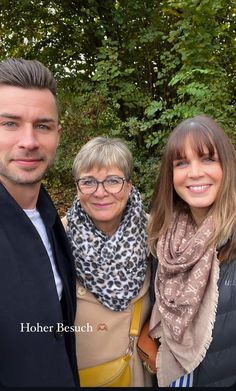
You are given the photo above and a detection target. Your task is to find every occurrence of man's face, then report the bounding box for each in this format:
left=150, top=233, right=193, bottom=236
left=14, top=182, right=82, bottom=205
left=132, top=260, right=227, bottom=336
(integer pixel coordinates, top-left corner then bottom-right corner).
left=0, top=86, right=60, bottom=189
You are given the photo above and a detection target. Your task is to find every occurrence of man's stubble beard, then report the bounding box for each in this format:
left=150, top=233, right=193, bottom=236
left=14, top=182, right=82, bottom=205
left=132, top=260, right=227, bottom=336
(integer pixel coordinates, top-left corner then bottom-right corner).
left=0, top=155, right=56, bottom=186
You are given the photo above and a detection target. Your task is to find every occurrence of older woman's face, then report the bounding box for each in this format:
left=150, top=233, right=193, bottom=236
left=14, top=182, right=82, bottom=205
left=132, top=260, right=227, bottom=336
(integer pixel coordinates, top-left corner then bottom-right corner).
left=77, top=166, right=132, bottom=236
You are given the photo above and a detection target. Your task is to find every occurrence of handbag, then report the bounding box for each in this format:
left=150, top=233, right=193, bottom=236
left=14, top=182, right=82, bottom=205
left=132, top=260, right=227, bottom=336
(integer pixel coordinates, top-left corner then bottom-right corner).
left=137, top=319, right=158, bottom=375
left=79, top=298, right=142, bottom=387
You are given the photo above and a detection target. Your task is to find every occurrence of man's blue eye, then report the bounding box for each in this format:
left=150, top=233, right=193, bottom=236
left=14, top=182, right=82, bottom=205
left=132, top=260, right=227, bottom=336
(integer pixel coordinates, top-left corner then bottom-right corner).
left=3, top=122, right=16, bottom=128
left=37, top=124, right=50, bottom=130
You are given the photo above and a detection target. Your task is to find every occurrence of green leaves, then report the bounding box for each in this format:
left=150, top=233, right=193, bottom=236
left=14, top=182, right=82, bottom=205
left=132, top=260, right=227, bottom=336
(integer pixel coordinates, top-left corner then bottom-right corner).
left=144, top=101, right=163, bottom=118
left=0, top=0, right=235, bottom=211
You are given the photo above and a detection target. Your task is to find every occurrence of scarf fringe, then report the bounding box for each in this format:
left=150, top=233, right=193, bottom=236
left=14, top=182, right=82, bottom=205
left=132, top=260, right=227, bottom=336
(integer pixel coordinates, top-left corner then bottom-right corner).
left=185, top=256, right=220, bottom=375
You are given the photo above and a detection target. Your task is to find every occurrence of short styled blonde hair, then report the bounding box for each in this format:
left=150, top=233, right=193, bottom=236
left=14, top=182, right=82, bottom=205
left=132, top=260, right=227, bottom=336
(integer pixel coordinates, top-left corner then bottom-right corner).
left=72, top=136, right=133, bottom=180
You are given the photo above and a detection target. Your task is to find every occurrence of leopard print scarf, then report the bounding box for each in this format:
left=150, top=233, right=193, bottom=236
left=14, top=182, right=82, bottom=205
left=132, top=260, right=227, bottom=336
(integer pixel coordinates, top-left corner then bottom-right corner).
left=150, top=211, right=220, bottom=386
left=66, top=187, right=148, bottom=311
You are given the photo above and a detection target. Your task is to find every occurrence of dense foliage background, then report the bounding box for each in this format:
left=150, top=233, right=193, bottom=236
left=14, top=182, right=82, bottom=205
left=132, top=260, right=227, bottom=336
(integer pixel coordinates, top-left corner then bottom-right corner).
left=0, top=0, right=235, bottom=214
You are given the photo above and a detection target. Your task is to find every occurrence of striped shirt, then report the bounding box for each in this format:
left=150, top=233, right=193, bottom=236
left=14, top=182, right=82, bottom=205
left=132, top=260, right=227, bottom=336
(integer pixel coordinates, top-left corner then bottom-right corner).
left=170, top=372, right=193, bottom=387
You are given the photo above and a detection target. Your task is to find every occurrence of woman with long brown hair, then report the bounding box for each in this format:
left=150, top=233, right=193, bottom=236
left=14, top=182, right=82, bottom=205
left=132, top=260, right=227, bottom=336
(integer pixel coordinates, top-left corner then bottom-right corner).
left=148, top=115, right=236, bottom=387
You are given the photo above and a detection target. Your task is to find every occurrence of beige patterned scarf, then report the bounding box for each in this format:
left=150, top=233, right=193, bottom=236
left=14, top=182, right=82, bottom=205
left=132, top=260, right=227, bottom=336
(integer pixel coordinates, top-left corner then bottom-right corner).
left=150, top=211, right=220, bottom=387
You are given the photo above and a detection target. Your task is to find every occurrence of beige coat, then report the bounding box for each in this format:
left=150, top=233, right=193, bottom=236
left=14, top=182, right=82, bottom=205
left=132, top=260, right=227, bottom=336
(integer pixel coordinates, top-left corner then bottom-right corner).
left=62, top=216, right=152, bottom=387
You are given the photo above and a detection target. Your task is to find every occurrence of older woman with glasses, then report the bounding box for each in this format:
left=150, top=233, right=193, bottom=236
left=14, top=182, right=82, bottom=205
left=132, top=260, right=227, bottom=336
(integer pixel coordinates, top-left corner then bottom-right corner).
left=62, top=136, right=152, bottom=387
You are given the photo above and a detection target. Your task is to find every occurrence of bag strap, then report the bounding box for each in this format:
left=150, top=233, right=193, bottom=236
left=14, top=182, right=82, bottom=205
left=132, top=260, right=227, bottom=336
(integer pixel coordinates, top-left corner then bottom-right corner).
left=130, top=298, right=142, bottom=337
left=119, top=297, right=141, bottom=357
left=126, top=298, right=142, bottom=356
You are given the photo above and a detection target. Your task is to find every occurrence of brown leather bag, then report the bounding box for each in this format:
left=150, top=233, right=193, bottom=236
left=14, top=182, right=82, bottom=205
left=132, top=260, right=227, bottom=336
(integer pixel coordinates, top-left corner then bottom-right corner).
left=137, top=320, right=158, bottom=375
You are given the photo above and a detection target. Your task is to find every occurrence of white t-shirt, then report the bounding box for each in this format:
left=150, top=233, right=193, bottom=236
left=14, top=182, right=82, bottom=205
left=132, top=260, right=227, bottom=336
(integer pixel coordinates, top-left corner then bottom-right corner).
left=24, top=208, right=63, bottom=300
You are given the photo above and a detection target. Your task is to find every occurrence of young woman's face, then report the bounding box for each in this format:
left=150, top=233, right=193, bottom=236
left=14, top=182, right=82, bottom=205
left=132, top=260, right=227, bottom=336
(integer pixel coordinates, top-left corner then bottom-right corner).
left=173, top=136, right=223, bottom=225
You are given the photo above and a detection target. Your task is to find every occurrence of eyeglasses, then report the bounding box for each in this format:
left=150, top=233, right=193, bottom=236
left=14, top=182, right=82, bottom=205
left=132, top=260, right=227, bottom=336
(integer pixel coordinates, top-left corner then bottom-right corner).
left=76, top=175, right=127, bottom=195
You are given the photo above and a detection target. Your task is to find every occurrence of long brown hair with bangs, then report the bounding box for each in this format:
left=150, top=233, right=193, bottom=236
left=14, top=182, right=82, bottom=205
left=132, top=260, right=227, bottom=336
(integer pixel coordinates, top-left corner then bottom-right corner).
left=148, top=115, right=236, bottom=261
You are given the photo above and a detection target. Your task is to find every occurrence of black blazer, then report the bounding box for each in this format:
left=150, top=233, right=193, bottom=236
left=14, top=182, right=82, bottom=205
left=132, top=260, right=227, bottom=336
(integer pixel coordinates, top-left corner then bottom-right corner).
left=0, top=183, right=79, bottom=387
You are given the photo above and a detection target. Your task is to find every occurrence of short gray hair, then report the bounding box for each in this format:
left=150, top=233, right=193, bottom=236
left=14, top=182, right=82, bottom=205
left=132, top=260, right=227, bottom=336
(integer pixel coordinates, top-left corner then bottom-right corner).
left=0, top=58, right=57, bottom=98
left=72, top=136, right=133, bottom=180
